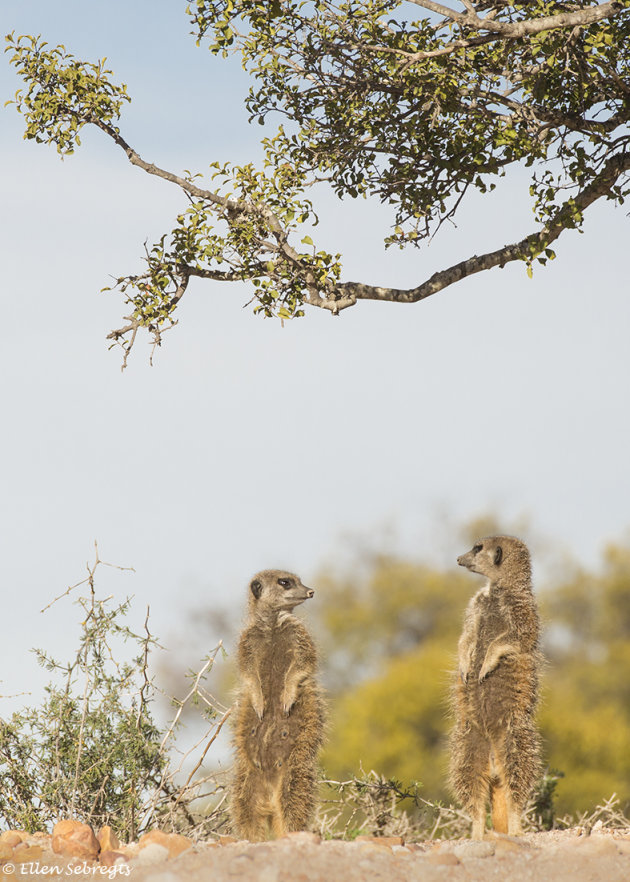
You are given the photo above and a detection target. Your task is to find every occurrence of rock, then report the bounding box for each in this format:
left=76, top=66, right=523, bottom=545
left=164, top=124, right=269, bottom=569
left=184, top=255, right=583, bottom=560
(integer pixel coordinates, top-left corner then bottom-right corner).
left=97, top=825, right=121, bottom=853
left=425, top=851, right=461, bottom=866
left=453, top=840, right=495, bottom=859
left=52, top=820, right=100, bottom=861
left=0, top=832, right=26, bottom=848
left=218, top=835, right=239, bottom=845
left=133, top=842, right=170, bottom=865
left=99, top=850, right=129, bottom=867
left=138, top=829, right=193, bottom=858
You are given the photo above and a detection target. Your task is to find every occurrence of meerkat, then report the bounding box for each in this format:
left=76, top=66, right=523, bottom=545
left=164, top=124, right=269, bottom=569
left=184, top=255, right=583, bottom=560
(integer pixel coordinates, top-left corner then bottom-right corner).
left=230, top=569, right=325, bottom=841
left=449, top=536, right=542, bottom=840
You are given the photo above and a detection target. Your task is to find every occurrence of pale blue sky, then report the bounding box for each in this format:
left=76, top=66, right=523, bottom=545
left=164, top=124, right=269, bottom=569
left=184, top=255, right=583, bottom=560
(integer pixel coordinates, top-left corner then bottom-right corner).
left=1, top=2, right=629, bottom=709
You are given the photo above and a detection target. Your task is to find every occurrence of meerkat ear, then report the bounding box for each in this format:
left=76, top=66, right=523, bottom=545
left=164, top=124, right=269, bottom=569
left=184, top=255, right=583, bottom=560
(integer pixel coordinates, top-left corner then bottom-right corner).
left=494, top=546, right=503, bottom=566
left=250, top=579, right=263, bottom=599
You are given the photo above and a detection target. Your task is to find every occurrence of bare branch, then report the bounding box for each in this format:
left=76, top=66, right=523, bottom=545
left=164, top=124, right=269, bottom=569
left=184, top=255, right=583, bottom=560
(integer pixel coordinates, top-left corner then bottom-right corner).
left=89, top=118, right=238, bottom=212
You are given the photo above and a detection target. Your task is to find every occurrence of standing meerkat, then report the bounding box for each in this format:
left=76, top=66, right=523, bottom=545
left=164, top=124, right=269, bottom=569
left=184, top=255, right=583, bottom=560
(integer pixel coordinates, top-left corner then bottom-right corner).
left=450, top=536, right=542, bottom=840
left=231, top=570, right=325, bottom=841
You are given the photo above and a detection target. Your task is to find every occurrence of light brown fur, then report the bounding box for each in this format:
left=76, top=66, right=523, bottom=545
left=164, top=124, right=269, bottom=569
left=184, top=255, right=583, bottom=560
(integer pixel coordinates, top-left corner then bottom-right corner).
left=230, top=570, right=325, bottom=841
left=449, top=536, right=542, bottom=840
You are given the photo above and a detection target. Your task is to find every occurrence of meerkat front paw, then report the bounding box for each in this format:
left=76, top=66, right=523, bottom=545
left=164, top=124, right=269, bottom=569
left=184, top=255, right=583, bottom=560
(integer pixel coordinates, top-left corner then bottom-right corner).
left=478, top=661, right=494, bottom=681
left=251, top=692, right=265, bottom=719
left=459, top=656, right=472, bottom=684
left=281, top=688, right=297, bottom=715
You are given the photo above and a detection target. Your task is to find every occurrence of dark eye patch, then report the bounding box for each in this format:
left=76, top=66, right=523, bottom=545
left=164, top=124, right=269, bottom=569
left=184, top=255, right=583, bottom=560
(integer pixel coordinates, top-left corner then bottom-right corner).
left=278, top=578, right=291, bottom=589
left=472, top=544, right=483, bottom=554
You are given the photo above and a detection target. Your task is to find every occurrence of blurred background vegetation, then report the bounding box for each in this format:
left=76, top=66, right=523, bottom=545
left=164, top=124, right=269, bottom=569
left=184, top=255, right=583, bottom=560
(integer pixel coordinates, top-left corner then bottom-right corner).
left=166, top=515, right=630, bottom=820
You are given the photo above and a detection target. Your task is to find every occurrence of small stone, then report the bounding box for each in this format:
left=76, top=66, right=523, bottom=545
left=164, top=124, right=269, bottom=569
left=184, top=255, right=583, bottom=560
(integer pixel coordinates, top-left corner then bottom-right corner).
left=98, top=825, right=120, bottom=853
left=133, top=842, right=170, bottom=865
left=100, top=850, right=129, bottom=867
left=52, top=820, right=100, bottom=861
left=453, top=840, right=495, bottom=859
left=138, top=829, right=192, bottom=858
left=219, top=835, right=239, bottom=845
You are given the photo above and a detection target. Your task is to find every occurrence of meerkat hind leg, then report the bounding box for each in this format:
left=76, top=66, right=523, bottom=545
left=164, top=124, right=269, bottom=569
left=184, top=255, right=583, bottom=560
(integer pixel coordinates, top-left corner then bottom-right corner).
left=490, top=779, right=509, bottom=834
left=269, top=782, right=288, bottom=839
left=471, top=803, right=486, bottom=841
left=507, top=802, right=523, bottom=836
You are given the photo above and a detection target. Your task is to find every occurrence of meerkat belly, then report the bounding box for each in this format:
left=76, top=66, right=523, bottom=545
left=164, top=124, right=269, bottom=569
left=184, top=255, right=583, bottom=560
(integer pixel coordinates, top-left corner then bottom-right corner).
left=243, top=630, right=309, bottom=772
left=245, top=709, right=301, bottom=772
left=470, top=607, right=519, bottom=730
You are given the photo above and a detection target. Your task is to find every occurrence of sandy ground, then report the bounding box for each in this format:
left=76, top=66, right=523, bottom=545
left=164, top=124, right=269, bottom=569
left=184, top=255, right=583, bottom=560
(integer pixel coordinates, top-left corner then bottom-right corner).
left=3, top=827, right=630, bottom=882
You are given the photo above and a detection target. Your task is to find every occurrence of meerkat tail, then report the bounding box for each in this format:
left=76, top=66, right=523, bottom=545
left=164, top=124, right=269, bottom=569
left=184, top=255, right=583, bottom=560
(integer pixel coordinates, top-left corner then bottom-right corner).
left=490, top=780, right=509, bottom=834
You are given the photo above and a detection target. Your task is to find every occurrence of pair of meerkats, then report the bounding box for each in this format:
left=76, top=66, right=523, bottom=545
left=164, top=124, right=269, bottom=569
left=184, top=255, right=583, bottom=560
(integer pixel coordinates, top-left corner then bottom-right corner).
left=231, top=535, right=541, bottom=841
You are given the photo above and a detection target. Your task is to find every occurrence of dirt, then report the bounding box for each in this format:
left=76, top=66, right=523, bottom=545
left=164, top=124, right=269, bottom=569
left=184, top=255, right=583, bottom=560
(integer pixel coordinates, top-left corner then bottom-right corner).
left=3, top=827, right=630, bottom=882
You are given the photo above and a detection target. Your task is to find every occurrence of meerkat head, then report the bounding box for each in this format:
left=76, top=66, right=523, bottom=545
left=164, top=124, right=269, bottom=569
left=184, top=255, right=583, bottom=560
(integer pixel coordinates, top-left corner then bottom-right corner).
left=248, top=569, right=314, bottom=615
left=457, top=535, right=531, bottom=586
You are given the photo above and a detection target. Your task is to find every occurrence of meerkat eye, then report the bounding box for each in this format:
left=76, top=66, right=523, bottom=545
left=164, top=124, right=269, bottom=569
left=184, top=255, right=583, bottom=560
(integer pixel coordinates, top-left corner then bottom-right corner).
left=472, top=544, right=483, bottom=554
left=277, top=578, right=291, bottom=589
left=494, top=546, right=503, bottom=565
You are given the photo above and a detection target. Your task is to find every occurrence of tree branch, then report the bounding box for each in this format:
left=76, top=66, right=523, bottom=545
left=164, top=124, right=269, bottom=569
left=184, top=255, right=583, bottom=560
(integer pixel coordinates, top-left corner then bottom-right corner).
left=333, top=150, right=630, bottom=307
left=409, top=0, right=624, bottom=35
left=89, top=117, right=238, bottom=212
left=403, top=1, right=626, bottom=62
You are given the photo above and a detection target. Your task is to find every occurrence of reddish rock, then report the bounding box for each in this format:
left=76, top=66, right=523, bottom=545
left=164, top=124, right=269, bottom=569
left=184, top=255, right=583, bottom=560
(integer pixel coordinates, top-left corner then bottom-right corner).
left=52, top=820, right=100, bottom=861
left=0, top=843, right=14, bottom=862
left=99, top=850, right=129, bottom=867
left=98, top=825, right=121, bottom=853
left=0, top=831, right=26, bottom=847
left=218, top=835, right=238, bottom=845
